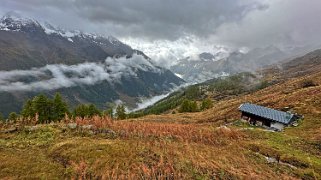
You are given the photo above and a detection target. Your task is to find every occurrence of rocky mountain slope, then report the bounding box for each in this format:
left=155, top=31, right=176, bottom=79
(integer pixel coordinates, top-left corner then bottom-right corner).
left=0, top=13, right=184, bottom=116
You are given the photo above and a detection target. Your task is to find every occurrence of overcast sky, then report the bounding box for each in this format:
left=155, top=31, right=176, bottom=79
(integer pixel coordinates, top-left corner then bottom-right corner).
left=1, top=0, right=321, bottom=64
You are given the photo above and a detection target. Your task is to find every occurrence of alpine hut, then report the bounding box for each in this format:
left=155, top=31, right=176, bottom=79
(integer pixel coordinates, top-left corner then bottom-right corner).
left=239, top=103, right=299, bottom=131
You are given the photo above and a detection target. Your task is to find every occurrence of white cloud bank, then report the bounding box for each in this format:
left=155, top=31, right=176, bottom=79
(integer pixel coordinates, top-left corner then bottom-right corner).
left=0, top=54, right=160, bottom=92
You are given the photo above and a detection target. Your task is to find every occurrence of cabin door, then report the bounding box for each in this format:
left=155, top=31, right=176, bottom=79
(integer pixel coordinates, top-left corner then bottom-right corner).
left=263, top=120, right=271, bottom=127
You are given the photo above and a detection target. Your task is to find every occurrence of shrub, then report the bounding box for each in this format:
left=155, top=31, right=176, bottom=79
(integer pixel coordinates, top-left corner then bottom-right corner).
left=8, top=112, right=18, bottom=122
left=179, top=99, right=198, bottom=113
left=200, top=98, right=213, bottom=110
left=301, top=79, right=317, bottom=88
left=256, top=80, right=270, bottom=90
left=116, top=105, right=127, bottom=120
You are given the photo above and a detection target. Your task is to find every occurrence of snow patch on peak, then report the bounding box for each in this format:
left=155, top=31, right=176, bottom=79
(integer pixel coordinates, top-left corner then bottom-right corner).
left=42, top=22, right=122, bottom=45
left=174, top=73, right=183, bottom=79
left=0, top=11, right=41, bottom=31
left=42, top=22, right=81, bottom=38
left=1, top=11, right=33, bottom=24
left=107, top=36, right=121, bottom=45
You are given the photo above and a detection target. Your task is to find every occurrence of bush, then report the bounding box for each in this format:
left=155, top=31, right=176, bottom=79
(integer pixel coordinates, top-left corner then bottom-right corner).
left=301, top=80, right=317, bottom=88
left=179, top=99, right=199, bottom=113
left=200, top=98, right=213, bottom=110
left=8, top=112, right=18, bottom=122
left=256, top=80, right=270, bottom=90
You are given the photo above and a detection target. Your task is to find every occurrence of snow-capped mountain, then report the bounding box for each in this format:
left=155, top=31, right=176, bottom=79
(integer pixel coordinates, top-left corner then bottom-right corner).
left=0, top=12, right=125, bottom=47
left=0, top=12, right=41, bottom=31
left=170, top=50, right=233, bottom=83
left=170, top=46, right=312, bottom=83
left=0, top=12, right=184, bottom=116
left=0, top=12, right=138, bottom=70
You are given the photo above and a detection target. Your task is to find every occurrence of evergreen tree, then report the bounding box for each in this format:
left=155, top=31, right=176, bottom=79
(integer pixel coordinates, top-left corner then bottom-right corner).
left=88, top=104, right=101, bottom=117
left=74, top=104, right=89, bottom=118
left=179, top=99, right=191, bottom=113
left=200, top=98, right=213, bottom=111
left=33, top=94, right=51, bottom=123
left=190, top=101, right=199, bottom=112
left=52, top=93, right=69, bottom=121
left=104, top=108, right=113, bottom=118
left=186, top=86, right=202, bottom=99
left=179, top=99, right=198, bottom=113
left=116, top=105, right=126, bottom=120
left=21, top=99, right=36, bottom=118
left=8, top=112, right=18, bottom=122
left=20, top=93, right=70, bottom=123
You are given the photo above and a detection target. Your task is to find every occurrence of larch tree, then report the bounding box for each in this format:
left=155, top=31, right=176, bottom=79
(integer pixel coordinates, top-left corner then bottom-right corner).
left=52, top=93, right=69, bottom=121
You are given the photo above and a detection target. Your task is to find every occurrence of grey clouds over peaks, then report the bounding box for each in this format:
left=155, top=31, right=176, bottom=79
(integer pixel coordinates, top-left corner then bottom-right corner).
left=0, top=0, right=266, bottom=41
left=1, top=0, right=321, bottom=62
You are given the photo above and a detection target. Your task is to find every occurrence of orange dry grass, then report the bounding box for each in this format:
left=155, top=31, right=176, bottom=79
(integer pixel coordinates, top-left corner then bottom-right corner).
left=112, top=121, right=243, bottom=145
left=74, top=116, right=113, bottom=130
left=100, top=157, right=177, bottom=179
left=72, top=115, right=243, bottom=146
left=70, top=160, right=89, bottom=179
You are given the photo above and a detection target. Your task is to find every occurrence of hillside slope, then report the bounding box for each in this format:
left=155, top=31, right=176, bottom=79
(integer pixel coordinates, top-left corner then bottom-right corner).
left=139, top=49, right=321, bottom=123
left=1, top=49, right=321, bottom=179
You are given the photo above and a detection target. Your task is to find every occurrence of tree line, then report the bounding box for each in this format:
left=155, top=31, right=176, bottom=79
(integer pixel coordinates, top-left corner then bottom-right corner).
left=0, top=93, right=215, bottom=123
left=178, top=98, right=213, bottom=113
left=0, top=93, right=129, bottom=123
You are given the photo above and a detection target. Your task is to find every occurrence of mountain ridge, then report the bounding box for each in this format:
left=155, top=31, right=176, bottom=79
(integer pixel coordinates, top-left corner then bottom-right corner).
left=0, top=12, right=184, bottom=116
left=170, top=45, right=317, bottom=83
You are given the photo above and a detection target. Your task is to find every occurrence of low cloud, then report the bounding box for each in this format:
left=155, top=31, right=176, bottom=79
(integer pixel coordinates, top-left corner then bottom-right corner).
left=130, top=83, right=191, bottom=112
left=130, top=93, right=170, bottom=112
left=0, top=54, right=160, bottom=92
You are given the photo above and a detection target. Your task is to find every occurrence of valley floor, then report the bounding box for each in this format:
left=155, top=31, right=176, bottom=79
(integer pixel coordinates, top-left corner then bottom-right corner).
left=1, top=71, right=321, bottom=179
